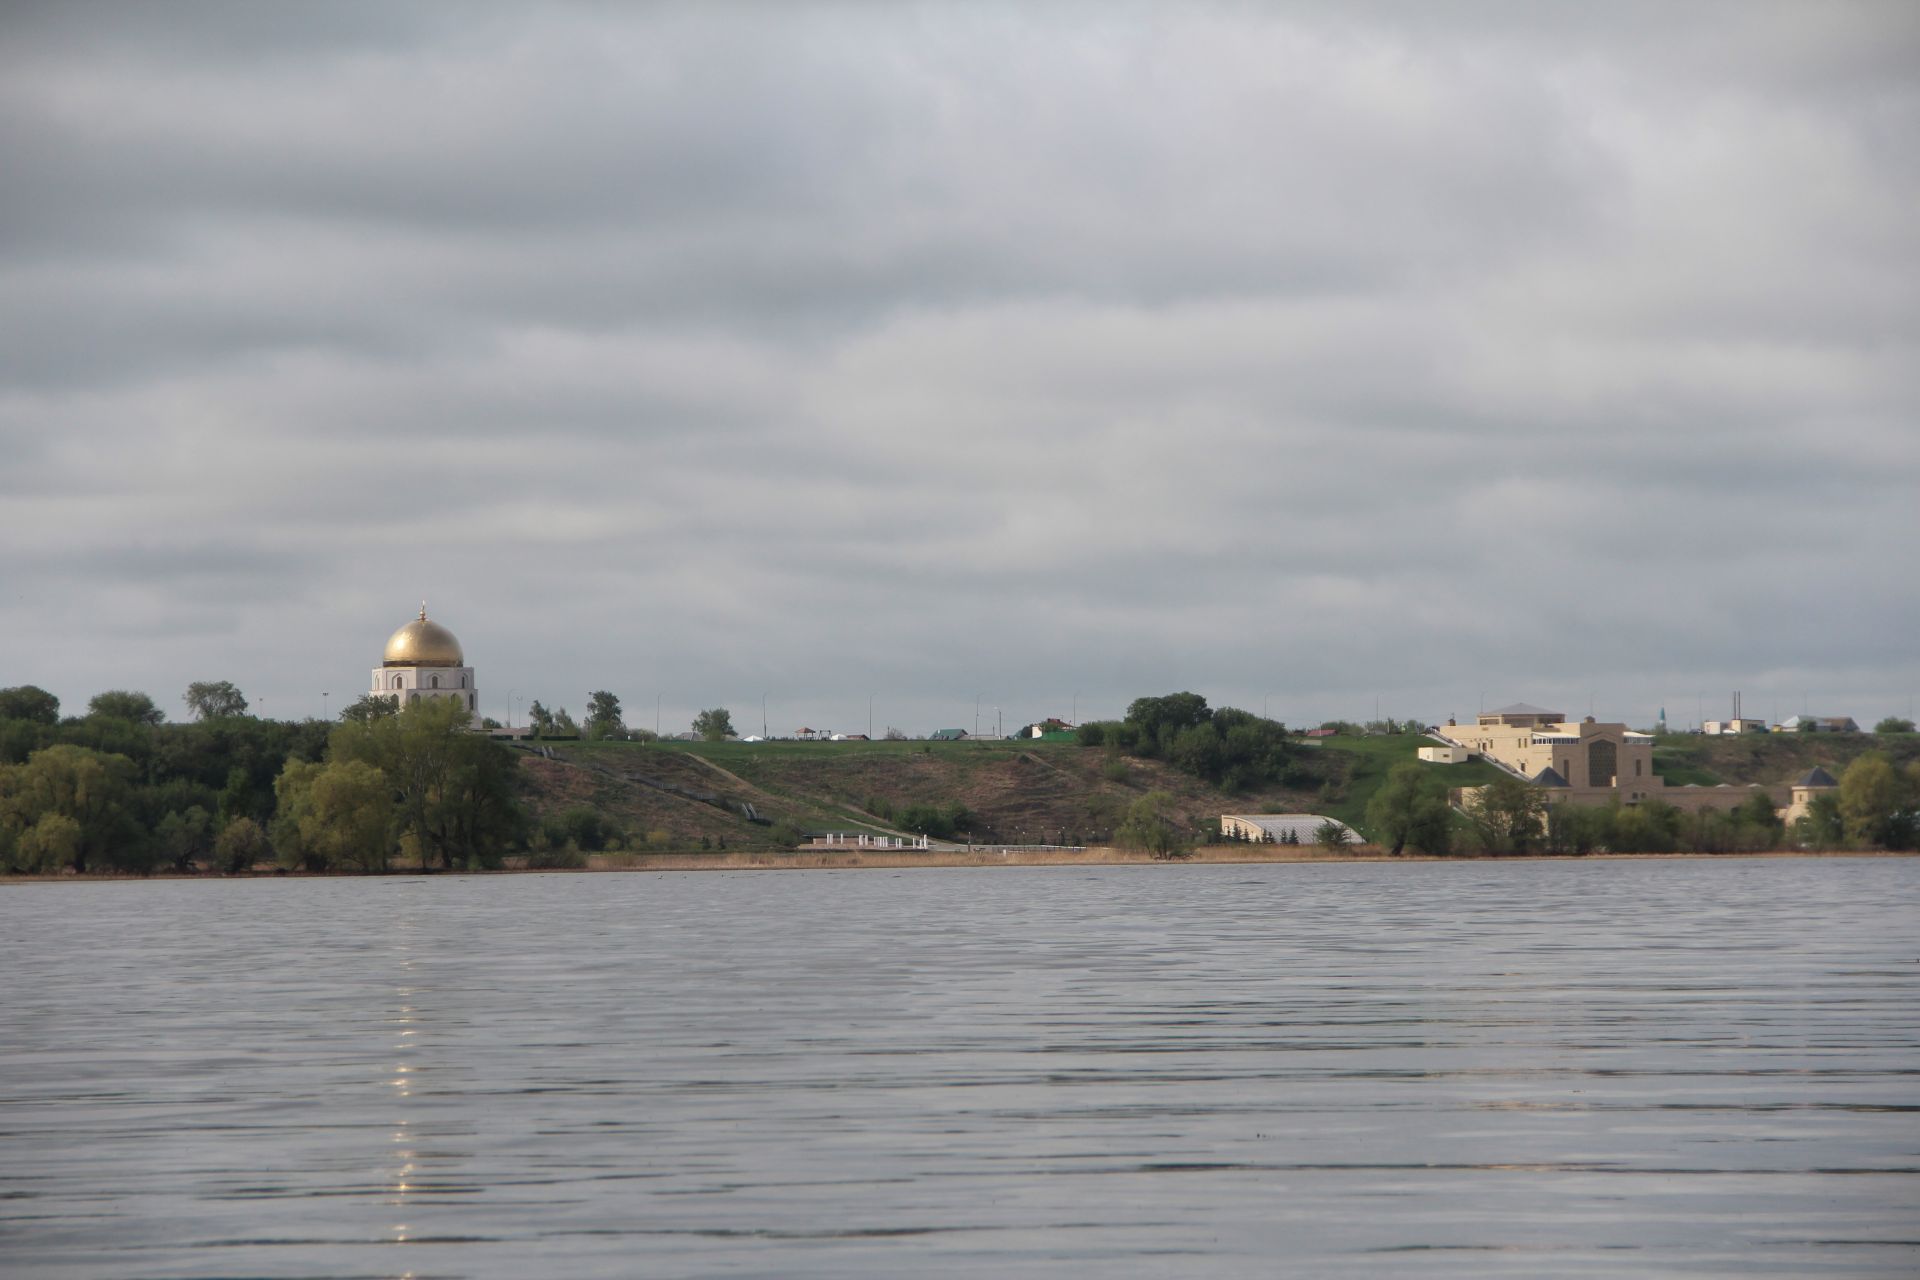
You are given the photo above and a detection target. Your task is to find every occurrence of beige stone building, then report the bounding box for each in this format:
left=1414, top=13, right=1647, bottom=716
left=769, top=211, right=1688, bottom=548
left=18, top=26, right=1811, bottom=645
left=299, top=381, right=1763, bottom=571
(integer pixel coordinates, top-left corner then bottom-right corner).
left=1439, top=702, right=1785, bottom=814
left=1439, top=703, right=1662, bottom=800
left=1779, top=766, right=1840, bottom=825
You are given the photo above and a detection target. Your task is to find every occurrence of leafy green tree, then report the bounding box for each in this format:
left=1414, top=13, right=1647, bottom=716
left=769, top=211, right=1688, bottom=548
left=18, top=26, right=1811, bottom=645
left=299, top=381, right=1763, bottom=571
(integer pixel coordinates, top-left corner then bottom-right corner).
left=585, top=691, right=626, bottom=740
left=271, top=759, right=328, bottom=871
left=1731, top=791, right=1783, bottom=850
left=1124, top=693, right=1213, bottom=756
left=0, top=685, right=60, bottom=725
left=329, top=698, right=522, bottom=870
left=183, top=681, right=249, bottom=720
left=693, top=708, right=736, bottom=741
left=1466, top=776, right=1546, bottom=854
left=1313, top=819, right=1352, bottom=848
left=86, top=690, right=165, bottom=725
left=1545, top=803, right=1614, bottom=855
left=526, top=700, right=555, bottom=736
left=1792, top=793, right=1846, bottom=850
left=210, top=816, right=268, bottom=874
left=306, top=760, right=395, bottom=872
left=1115, top=790, right=1192, bottom=859
left=339, top=693, right=398, bottom=724
left=0, top=744, right=145, bottom=873
left=14, top=812, right=83, bottom=874
left=1366, top=763, right=1455, bottom=855
left=1874, top=717, right=1916, bottom=734
left=156, top=805, right=213, bottom=872
left=1839, top=752, right=1915, bottom=849
left=1612, top=801, right=1681, bottom=853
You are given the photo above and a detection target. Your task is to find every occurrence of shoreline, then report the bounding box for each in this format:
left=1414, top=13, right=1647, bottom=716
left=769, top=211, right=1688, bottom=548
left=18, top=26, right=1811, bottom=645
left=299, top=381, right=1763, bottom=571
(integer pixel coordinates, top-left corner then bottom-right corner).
left=3, top=846, right=1912, bottom=883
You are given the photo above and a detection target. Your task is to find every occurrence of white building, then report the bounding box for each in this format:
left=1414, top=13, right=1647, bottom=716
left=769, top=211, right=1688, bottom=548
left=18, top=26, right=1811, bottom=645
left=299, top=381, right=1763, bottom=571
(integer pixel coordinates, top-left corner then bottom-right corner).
left=371, top=604, right=477, bottom=714
left=1417, top=744, right=1469, bottom=764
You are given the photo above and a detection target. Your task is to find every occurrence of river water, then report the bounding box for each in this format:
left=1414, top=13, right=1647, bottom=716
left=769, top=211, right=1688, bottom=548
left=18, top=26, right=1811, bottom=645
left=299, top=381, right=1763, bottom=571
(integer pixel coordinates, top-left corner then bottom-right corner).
left=2, top=858, right=1916, bottom=1278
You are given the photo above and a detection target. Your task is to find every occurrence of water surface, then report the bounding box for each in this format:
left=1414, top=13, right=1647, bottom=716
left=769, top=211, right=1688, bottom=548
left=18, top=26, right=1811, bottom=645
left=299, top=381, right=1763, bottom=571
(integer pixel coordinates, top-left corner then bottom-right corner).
left=3, top=858, right=1917, bottom=1277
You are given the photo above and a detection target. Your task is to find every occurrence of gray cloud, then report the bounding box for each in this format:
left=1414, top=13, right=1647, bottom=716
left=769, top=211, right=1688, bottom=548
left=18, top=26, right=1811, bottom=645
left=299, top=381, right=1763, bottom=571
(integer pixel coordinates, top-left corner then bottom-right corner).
left=1, top=2, right=1916, bottom=733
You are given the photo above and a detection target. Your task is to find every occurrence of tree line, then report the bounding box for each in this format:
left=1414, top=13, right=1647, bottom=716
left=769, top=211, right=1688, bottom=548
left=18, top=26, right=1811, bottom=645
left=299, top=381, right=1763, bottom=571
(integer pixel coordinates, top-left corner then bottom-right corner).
left=1364, top=754, right=1920, bottom=856
left=0, top=684, right=524, bottom=875
left=1076, top=693, right=1299, bottom=791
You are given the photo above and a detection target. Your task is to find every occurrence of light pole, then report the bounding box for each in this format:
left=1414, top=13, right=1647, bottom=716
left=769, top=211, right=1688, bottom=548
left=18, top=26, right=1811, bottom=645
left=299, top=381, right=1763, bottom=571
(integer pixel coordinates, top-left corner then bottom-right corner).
left=975, top=693, right=984, bottom=738
left=868, top=693, right=875, bottom=738
left=1072, top=691, right=1079, bottom=724
left=762, top=693, right=768, bottom=739
left=322, top=691, right=329, bottom=722
left=656, top=692, right=662, bottom=737
left=508, top=689, right=516, bottom=729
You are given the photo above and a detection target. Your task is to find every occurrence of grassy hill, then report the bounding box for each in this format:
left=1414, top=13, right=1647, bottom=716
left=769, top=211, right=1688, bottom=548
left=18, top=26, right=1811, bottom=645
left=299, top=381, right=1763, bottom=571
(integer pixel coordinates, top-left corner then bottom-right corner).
left=1652, top=731, right=1919, bottom=788
left=512, top=732, right=1510, bottom=850
left=512, top=728, right=1920, bottom=854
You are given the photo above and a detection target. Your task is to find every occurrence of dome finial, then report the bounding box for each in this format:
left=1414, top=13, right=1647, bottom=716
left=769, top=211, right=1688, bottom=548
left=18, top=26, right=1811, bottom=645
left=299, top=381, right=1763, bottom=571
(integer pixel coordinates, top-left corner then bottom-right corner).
left=419, top=600, right=428, bottom=621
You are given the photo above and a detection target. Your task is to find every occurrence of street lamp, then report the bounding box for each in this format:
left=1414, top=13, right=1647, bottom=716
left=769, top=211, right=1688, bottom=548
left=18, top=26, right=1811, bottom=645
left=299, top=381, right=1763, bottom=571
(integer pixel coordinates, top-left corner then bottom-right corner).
left=322, top=691, right=329, bottom=722
left=868, top=693, right=876, bottom=738
left=508, top=689, right=516, bottom=729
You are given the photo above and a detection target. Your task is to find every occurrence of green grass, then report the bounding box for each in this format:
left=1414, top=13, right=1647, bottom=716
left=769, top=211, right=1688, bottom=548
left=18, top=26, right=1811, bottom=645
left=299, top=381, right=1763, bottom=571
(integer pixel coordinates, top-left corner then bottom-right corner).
left=1309, top=734, right=1505, bottom=838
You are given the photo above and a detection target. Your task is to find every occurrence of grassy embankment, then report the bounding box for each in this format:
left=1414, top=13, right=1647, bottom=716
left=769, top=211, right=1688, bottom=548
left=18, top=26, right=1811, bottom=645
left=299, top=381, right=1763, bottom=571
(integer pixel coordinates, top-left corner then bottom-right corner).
left=517, top=731, right=1512, bottom=850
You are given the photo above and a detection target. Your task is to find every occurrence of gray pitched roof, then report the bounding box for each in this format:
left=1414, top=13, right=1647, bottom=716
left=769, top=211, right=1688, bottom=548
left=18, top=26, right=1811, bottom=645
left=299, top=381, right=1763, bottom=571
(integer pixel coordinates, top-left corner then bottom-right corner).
left=1492, top=701, right=1563, bottom=717
left=1796, top=766, right=1838, bottom=788
left=1531, top=766, right=1570, bottom=787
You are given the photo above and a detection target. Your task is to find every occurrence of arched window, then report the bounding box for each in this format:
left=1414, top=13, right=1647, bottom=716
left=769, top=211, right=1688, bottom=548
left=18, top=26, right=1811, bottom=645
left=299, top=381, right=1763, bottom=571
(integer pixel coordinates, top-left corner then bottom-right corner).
left=408, top=692, right=419, bottom=704
left=459, top=675, right=466, bottom=689
left=392, top=674, right=403, bottom=690
left=431, top=675, right=440, bottom=689
left=469, top=693, right=476, bottom=710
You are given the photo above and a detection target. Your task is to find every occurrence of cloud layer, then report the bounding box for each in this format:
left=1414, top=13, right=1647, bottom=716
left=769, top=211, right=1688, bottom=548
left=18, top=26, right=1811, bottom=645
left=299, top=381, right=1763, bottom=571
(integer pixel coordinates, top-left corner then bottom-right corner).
left=3, top=2, right=1916, bottom=732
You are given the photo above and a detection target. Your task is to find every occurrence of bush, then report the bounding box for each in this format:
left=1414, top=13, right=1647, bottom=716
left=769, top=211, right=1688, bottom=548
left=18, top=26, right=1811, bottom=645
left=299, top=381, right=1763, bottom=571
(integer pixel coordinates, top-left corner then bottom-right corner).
left=210, top=817, right=268, bottom=874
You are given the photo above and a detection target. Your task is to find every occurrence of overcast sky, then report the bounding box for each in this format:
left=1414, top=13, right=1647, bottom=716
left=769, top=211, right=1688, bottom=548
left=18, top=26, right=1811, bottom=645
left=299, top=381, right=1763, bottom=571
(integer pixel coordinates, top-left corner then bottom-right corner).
left=2, top=2, right=1916, bottom=735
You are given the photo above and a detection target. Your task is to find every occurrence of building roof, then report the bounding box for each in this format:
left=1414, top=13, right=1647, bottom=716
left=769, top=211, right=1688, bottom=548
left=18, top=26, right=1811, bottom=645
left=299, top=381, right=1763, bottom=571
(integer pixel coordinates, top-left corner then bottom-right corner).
left=1223, top=814, right=1362, bottom=843
left=1490, top=701, right=1563, bottom=717
left=929, top=728, right=966, bottom=740
left=1531, top=766, right=1570, bottom=788
left=1796, top=766, right=1838, bottom=788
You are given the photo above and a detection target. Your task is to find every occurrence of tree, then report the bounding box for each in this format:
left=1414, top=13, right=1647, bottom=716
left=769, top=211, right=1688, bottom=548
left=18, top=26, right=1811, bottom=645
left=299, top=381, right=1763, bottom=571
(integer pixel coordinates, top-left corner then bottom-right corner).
left=0, top=685, right=60, bottom=725
left=692, top=708, right=736, bottom=741
left=526, top=700, right=554, bottom=737
left=1365, top=763, right=1455, bottom=855
left=1839, top=752, right=1915, bottom=849
left=156, top=805, right=213, bottom=871
left=585, top=691, right=625, bottom=740
left=1612, top=801, right=1681, bottom=853
left=1875, top=717, right=1916, bottom=734
left=87, top=690, right=165, bottom=725
left=1466, top=776, right=1546, bottom=854
left=308, top=760, right=395, bottom=872
left=1313, top=819, right=1352, bottom=848
left=1791, top=793, right=1845, bottom=849
left=210, top=816, right=268, bottom=874
left=184, top=681, right=249, bottom=720
left=329, top=698, right=522, bottom=870
left=0, top=744, right=145, bottom=873
left=339, top=693, right=398, bottom=724
left=1115, top=790, right=1192, bottom=859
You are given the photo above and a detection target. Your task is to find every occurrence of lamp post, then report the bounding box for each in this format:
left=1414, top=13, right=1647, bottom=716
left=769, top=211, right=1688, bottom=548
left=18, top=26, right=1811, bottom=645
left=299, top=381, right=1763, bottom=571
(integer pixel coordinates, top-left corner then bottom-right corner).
left=322, top=692, right=329, bottom=722
left=868, top=693, right=875, bottom=738
left=762, top=693, right=768, bottom=739
left=975, top=693, right=984, bottom=738
left=508, top=689, right=516, bottom=729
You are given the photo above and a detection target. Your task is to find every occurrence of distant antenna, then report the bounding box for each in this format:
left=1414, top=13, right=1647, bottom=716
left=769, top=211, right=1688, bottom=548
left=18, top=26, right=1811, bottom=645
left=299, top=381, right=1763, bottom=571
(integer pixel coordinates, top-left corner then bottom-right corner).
left=1733, top=690, right=1741, bottom=721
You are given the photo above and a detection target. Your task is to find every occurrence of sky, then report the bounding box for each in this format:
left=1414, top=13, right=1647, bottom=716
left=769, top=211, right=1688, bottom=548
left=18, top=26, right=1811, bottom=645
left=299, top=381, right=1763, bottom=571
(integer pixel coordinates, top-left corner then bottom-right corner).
left=2, top=1, right=1916, bottom=736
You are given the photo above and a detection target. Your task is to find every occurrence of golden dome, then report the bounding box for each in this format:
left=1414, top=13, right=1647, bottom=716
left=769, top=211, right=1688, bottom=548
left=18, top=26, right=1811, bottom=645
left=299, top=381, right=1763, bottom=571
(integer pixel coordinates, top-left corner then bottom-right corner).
left=383, top=604, right=464, bottom=668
